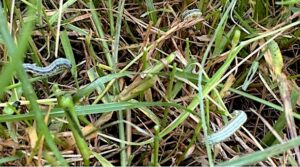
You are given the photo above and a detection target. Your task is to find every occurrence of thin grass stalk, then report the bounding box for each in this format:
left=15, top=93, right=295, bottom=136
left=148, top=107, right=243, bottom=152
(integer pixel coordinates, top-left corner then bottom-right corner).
left=60, top=30, right=79, bottom=88
left=198, top=67, right=213, bottom=166
left=54, top=0, right=63, bottom=58
left=88, top=0, right=113, bottom=66
left=113, top=0, right=126, bottom=166
left=58, top=94, right=90, bottom=166
left=151, top=125, right=160, bottom=166
left=176, top=116, right=202, bottom=165
left=107, top=0, right=115, bottom=35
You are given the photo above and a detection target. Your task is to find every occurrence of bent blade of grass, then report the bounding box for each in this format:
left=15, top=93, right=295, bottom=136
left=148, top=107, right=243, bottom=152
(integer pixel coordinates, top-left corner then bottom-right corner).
left=212, top=26, right=235, bottom=57
left=170, top=63, right=194, bottom=99
left=212, top=14, right=230, bottom=57
left=143, top=52, right=176, bottom=77
left=233, top=10, right=256, bottom=34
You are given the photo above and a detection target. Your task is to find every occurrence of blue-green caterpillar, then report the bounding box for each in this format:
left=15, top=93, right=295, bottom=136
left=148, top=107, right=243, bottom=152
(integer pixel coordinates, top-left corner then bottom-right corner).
left=23, top=58, right=71, bottom=76
left=181, top=9, right=202, bottom=20
left=206, top=110, right=247, bottom=144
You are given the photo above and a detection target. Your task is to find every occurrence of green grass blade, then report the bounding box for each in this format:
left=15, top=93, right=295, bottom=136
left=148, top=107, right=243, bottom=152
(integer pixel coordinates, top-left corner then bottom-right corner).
left=65, top=24, right=89, bottom=36
left=49, top=0, right=77, bottom=25
left=58, top=93, right=90, bottom=165
left=145, top=0, right=157, bottom=25
left=112, top=0, right=125, bottom=70
left=218, top=136, right=300, bottom=166
left=73, top=72, right=132, bottom=102
left=60, top=30, right=79, bottom=88
left=107, top=0, right=115, bottom=35
left=0, top=101, right=192, bottom=122
left=92, top=151, right=114, bottom=167
left=0, top=152, right=23, bottom=164
left=88, top=0, right=113, bottom=66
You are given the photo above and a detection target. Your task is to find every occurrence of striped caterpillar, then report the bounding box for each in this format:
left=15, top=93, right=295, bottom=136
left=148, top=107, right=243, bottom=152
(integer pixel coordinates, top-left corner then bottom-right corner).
left=181, top=9, right=202, bottom=20
left=23, top=58, right=71, bottom=76
left=206, top=110, right=247, bottom=144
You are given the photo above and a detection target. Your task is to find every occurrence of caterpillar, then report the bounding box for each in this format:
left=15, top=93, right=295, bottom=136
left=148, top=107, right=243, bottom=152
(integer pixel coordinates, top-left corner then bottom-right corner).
left=23, top=58, right=72, bottom=76
left=181, top=9, right=202, bottom=20
left=206, top=110, right=247, bottom=144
